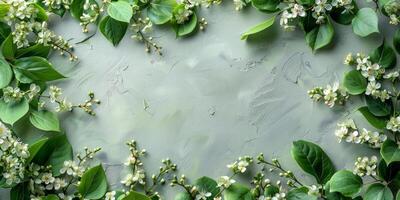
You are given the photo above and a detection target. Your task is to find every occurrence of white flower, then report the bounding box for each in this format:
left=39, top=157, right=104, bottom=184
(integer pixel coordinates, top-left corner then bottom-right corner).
left=105, top=191, right=116, bottom=200
left=195, top=191, right=212, bottom=200
left=365, top=81, right=381, bottom=96
left=174, top=5, right=193, bottom=24
left=345, top=131, right=361, bottom=144
left=354, top=156, right=378, bottom=177
left=387, top=116, right=400, bottom=132
left=356, top=54, right=371, bottom=70
left=0, top=122, right=11, bottom=137
left=217, top=176, right=235, bottom=188
left=361, top=63, right=382, bottom=82
left=233, top=0, right=246, bottom=11
left=384, top=71, right=399, bottom=80
left=237, top=160, right=249, bottom=173
left=54, top=178, right=67, bottom=190
left=323, top=82, right=339, bottom=107
left=49, top=86, right=62, bottom=102
left=344, top=53, right=353, bottom=65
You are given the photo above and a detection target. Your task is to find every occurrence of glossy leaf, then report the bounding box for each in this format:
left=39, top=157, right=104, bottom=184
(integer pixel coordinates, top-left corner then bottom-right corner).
left=241, top=16, right=276, bottom=40
left=121, top=191, right=151, bottom=200
left=0, top=21, right=11, bottom=44
left=108, top=1, right=133, bottom=23
left=0, top=58, right=12, bottom=89
left=305, top=19, right=334, bottom=51
left=78, top=165, right=107, bottom=199
left=358, top=107, right=387, bottom=129
left=329, top=170, right=363, bottom=197
left=224, top=183, right=254, bottom=200
left=175, top=13, right=197, bottom=37
left=194, top=176, right=219, bottom=199
left=99, top=16, right=128, bottom=46
left=15, top=44, right=51, bottom=58
left=251, top=0, right=280, bottom=12
left=381, top=140, right=400, bottom=164
left=364, top=183, right=393, bottom=200
left=287, top=187, right=317, bottom=200
left=343, top=70, right=367, bottom=95
left=29, top=110, right=60, bottom=132
left=13, top=56, right=65, bottom=83
left=369, top=41, right=397, bottom=69
left=147, top=0, right=176, bottom=25
left=365, top=95, right=392, bottom=117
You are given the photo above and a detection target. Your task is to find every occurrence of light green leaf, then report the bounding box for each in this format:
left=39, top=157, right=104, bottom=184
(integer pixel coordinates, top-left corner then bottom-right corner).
left=0, top=58, right=12, bottom=89
left=16, top=44, right=51, bottom=58
left=224, top=183, right=254, bottom=200
left=241, top=16, right=276, bottom=40
left=0, top=4, right=10, bottom=18
left=194, top=176, right=219, bottom=199
left=352, top=8, right=379, bottom=37
left=174, top=192, right=192, bottom=200
left=370, top=41, right=397, bottom=69
left=343, top=70, right=367, bottom=95
left=291, top=140, right=336, bottom=184
left=29, top=110, right=60, bottom=132
left=0, top=98, right=29, bottom=125
left=78, top=165, right=108, bottom=199
left=305, top=18, right=334, bottom=51
left=27, top=137, right=49, bottom=163
left=107, top=1, right=133, bottom=23
left=358, top=107, right=387, bottom=129
left=381, top=139, right=400, bottom=164
left=99, top=16, right=128, bottom=46
left=147, top=0, right=176, bottom=25
left=13, top=56, right=65, bottom=83
left=287, top=187, right=317, bottom=200
left=364, top=183, right=393, bottom=200
left=329, top=170, right=363, bottom=197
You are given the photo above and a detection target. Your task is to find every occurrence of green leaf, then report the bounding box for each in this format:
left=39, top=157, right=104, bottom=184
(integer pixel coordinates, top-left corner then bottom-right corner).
left=0, top=4, right=10, bottom=18
left=27, top=137, right=49, bottom=163
left=352, top=8, right=379, bottom=37
left=251, top=0, right=280, bottom=12
left=34, top=3, right=48, bottom=22
left=305, top=18, right=334, bottom=51
left=70, top=0, right=97, bottom=20
left=329, top=170, right=363, bottom=197
left=241, top=16, right=276, bottom=40
left=287, top=187, right=317, bottom=200
left=29, top=110, right=60, bottom=132
left=174, top=192, right=192, bottom=200
left=147, top=0, right=176, bottom=25
left=364, top=183, right=393, bottom=200
left=299, top=11, right=317, bottom=33
left=99, top=16, right=128, bottom=46
left=365, top=95, right=392, bottom=117
left=2, top=34, right=15, bottom=60
left=194, top=176, right=220, bottom=199
left=358, top=107, right=387, bottom=129
left=0, top=57, right=12, bottom=89
left=264, top=185, right=279, bottom=197
left=175, top=13, right=198, bottom=37
left=0, top=21, right=11, bottom=44
left=15, top=44, right=51, bottom=58
left=381, top=140, right=400, bottom=164
left=121, top=191, right=151, bottom=200
left=0, top=98, right=29, bottom=125
left=224, top=183, right=254, bottom=200
left=343, top=70, right=367, bottom=95
left=291, top=140, right=336, bottom=184
left=394, top=29, right=400, bottom=54
left=330, top=2, right=358, bottom=25
left=13, top=56, right=65, bottom=83
left=369, top=41, right=397, bottom=69
left=41, top=195, right=60, bottom=200
left=10, top=182, right=29, bottom=200
left=397, top=191, right=400, bottom=200
left=78, top=164, right=108, bottom=199
left=108, top=1, right=133, bottom=23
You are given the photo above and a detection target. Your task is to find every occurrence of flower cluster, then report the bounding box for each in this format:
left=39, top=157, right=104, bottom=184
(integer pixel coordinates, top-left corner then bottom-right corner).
left=131, top=17, right=163, bottom=55
left=227, top=156, right=253, bottom=174
left=308, top=82, right=349, bottom=108
left=345, top=53, right=391, bottom=102
left=2, top=84, right=40, bottom=103
left=121, top=140, right=147, bottom=188
left=42, top=0, right=72, bottom=10
left=4, top=0, right=77, bottom=60
left=387, top=116, right=400, bottom=132
left=280, top=3, right=306, bottom=31
left=384, top=0, right=400, bottom=25
left=353, top=156, right=378, bottom=177
left=335, top=119, right=387, bottom=148
left=0, top=121, right=29, bottom=185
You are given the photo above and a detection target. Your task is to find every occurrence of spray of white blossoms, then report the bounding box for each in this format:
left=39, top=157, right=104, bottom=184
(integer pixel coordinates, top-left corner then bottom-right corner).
left=3, top=0, right=77, bottom=60
left=44, top=86, right=100, bottom=115
left=353, top=156, right=378, bottom=177
left=0, top=121, right=29, bottom=185
left=384, top=0, right=400, bottom=25
left=308, top=82, right=349, bottom=108
left=335, top=119, right=387, bottom=148
left=2, top=83, right=40, bottom=103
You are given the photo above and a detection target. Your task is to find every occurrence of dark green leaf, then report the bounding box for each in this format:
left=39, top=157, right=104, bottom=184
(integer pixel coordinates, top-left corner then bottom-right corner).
left=305, top=18, right=334, bottom=51
left=365, top=95, right=392, bottom=117
left=16, top=44, right=51, bottom=58
left=330, top=1, right=358, bottom=25
left=358, top=107, right=387, bottom=129
left=99, top=16, right=128, bottom=46
left=13, top=56, right=65, bottom=83
left=0, top=21, right=11, bottom=44
left=381, top=139, right=400, bottom=164
left=194, top=176, right=220, bottom=199
left=329, top=170, right=363, bottom=197
left=78, top=164, right=108, bottom=199
left=10, top=182, right=29, bottom=200
left=394, top=29, right=400, bottom=54
left=370, top=41, right=397, bottom=69
left=251, top=0, right=280, bottom=12
left=175, top=13, right=197, bottom=37
left=343, top=70, right=367, bottom=95
left=27, top=137, right=49, bottom=163
left=2, top=34, right=15, bottom=60
left=291, top=140, right=336, bottom=184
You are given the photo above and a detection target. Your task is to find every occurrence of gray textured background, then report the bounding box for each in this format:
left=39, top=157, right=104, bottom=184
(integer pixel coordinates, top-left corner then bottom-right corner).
left=0, top=3, right=396, bottom=198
